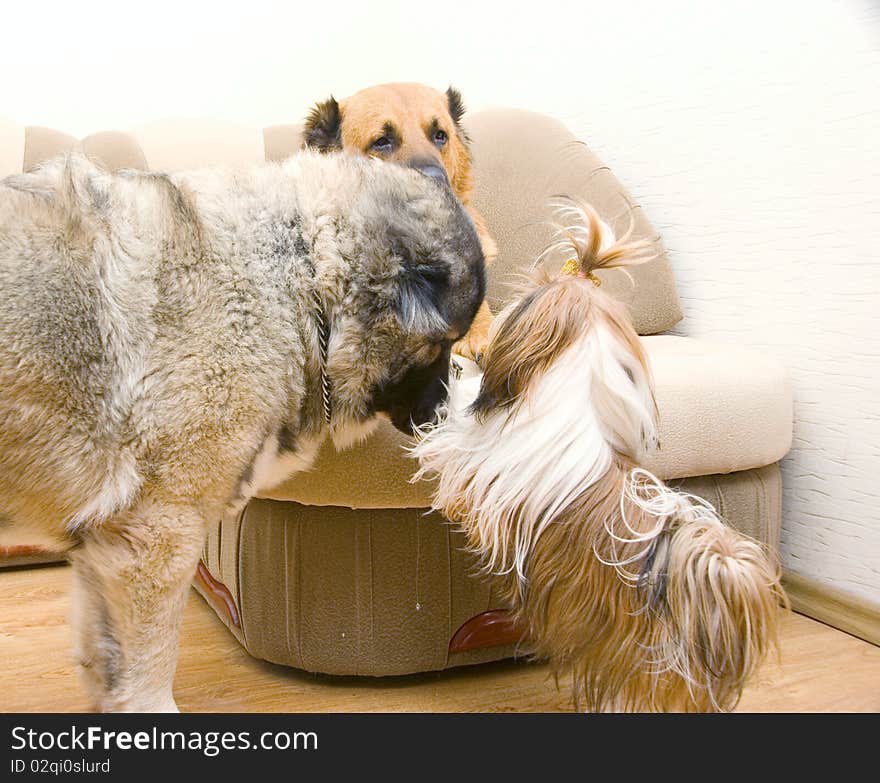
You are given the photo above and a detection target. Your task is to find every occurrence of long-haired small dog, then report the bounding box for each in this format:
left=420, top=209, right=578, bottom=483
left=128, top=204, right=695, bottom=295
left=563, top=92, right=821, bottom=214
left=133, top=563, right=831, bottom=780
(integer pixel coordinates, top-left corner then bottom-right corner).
left=413, top=202, right=787, bottom=712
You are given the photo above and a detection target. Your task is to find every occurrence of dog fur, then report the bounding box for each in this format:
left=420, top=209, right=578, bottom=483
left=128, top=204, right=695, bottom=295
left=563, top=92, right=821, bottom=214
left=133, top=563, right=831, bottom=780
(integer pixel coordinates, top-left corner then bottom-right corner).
left=303, top=82, right=498, bottom=362
left=0, top=150, right=485, bottom=711
left=413, top=202, right=787, bottom=712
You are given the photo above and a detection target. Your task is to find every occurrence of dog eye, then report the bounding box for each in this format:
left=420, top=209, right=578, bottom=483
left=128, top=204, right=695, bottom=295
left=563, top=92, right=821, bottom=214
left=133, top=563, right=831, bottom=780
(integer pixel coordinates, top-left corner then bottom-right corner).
left=433, top=129, right=448, bottom=147
left=370, top=136, right=393, bottom=153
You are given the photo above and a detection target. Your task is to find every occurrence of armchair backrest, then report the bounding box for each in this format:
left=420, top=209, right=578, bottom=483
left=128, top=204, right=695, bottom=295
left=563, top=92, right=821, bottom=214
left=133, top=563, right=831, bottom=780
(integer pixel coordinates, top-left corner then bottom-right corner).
left=1, top=108, right=681, bottom=334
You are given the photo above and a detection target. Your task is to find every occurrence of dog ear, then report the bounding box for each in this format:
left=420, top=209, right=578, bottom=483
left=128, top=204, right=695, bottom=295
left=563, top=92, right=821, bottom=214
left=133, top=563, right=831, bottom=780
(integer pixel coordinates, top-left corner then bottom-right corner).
left=303, top=97, right=343, bottom=152
left=395, top=261, right=450, bottom=336
left=446, top=86, right=466, bottom=128
left=444, top=86, right=474, bottom=195
left=470, top=285, right=584, bottom=419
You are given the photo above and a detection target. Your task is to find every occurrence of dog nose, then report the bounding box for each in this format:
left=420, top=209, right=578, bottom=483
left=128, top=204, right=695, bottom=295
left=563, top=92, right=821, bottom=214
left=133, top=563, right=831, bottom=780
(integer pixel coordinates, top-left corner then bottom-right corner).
left=410, top=159, right=449, bottom=185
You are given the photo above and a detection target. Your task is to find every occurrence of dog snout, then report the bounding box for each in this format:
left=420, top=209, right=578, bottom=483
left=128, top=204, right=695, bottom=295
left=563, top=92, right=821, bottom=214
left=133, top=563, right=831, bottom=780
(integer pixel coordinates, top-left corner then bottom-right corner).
left=388, top=374, right=449, bottom=435
left=409, top=158, right=449, bottom=185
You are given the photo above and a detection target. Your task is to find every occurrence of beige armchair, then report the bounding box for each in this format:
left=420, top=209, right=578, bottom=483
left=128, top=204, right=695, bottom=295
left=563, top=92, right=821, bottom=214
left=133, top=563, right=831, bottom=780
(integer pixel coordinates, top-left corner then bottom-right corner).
left=0, top=108, right=792, bottom=675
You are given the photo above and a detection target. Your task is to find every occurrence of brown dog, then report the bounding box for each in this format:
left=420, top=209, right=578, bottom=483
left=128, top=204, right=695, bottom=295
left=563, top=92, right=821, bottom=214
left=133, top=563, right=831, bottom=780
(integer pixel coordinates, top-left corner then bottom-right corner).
left=303, top=82, right=497, bottom=362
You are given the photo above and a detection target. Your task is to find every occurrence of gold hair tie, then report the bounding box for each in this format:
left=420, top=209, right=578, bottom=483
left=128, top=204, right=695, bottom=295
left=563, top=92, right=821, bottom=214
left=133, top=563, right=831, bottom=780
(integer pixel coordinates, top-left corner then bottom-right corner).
left=560, top=258, right=601, bottom=286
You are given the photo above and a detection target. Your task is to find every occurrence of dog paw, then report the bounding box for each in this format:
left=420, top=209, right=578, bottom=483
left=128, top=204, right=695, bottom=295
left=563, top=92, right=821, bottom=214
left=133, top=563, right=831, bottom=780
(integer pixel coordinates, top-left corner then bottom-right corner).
left=453, top=334, right=488, bottom=368
left=453, top=301, right=494, bottom=368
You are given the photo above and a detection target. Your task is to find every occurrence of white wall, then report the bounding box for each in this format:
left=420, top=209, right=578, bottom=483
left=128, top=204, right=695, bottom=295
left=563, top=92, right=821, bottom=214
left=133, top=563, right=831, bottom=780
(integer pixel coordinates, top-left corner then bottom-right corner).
left=3, top=0, right=878, bottom=603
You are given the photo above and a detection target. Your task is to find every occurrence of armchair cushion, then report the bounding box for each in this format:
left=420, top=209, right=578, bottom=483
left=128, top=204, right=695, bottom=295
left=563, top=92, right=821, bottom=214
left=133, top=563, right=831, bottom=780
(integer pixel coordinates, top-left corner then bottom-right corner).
left=260, top=336, right=793, bottom=508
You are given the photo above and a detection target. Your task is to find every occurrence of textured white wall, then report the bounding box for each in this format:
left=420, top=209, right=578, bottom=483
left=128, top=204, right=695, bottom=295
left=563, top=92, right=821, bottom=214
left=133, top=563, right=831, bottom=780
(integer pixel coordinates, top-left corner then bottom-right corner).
left=529, top=1, right=880, bottom=605
left=2, top=1, right=878, bottom=602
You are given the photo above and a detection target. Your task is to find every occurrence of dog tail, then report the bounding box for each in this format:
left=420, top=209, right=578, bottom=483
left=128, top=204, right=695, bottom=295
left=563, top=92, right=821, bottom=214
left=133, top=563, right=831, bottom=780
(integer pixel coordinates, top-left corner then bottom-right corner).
left=592, top=468, right=788, bottom=711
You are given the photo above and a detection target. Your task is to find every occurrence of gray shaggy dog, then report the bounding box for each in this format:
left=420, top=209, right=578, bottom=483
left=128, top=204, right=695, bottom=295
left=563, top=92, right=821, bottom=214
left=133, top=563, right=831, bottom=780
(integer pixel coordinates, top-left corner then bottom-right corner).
left=0, top=151, right=485, bottom=711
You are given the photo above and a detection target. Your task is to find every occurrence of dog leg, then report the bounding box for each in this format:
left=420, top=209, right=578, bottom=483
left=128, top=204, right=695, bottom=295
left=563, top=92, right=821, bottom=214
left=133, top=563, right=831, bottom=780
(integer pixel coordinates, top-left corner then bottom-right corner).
left=453, top=299, right=494, bottom=364
left=70, top=556, right=114, bottom=711
left=69, top=498, right=207, bottom=713
left=453, top=207, right=497, bottom=365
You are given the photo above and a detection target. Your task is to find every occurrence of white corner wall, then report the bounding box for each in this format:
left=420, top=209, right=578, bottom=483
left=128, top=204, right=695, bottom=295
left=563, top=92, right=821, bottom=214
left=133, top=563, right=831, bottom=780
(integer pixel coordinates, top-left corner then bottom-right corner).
left=527, top=1, right=880, bottom=604
left=2, top=0, right=878, bottom=602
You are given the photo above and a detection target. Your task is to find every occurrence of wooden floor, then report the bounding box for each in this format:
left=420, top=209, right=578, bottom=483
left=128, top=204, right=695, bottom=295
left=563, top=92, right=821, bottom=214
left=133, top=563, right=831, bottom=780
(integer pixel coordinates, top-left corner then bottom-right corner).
left=1, top=563, right=878, bottom=713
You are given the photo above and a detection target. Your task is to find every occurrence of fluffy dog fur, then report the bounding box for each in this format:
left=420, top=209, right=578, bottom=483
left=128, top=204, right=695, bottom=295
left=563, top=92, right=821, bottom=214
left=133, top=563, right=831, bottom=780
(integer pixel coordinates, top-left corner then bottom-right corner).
left=303, top=82, right=498, bottom=362
left=0, top=150, right=484, bottom=711
left=413, top=203, right=786, bottom=712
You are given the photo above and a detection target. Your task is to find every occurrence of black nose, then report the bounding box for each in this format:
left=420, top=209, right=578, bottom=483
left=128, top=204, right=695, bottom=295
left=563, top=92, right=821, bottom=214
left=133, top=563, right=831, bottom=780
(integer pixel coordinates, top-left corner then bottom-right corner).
left=410, top=158, right=449, bottom=185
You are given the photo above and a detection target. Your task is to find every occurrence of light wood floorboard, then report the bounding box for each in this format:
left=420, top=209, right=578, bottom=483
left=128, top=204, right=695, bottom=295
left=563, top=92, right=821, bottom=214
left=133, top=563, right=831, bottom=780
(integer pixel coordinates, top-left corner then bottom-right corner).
left=1, top=564, right=878, bottom=713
